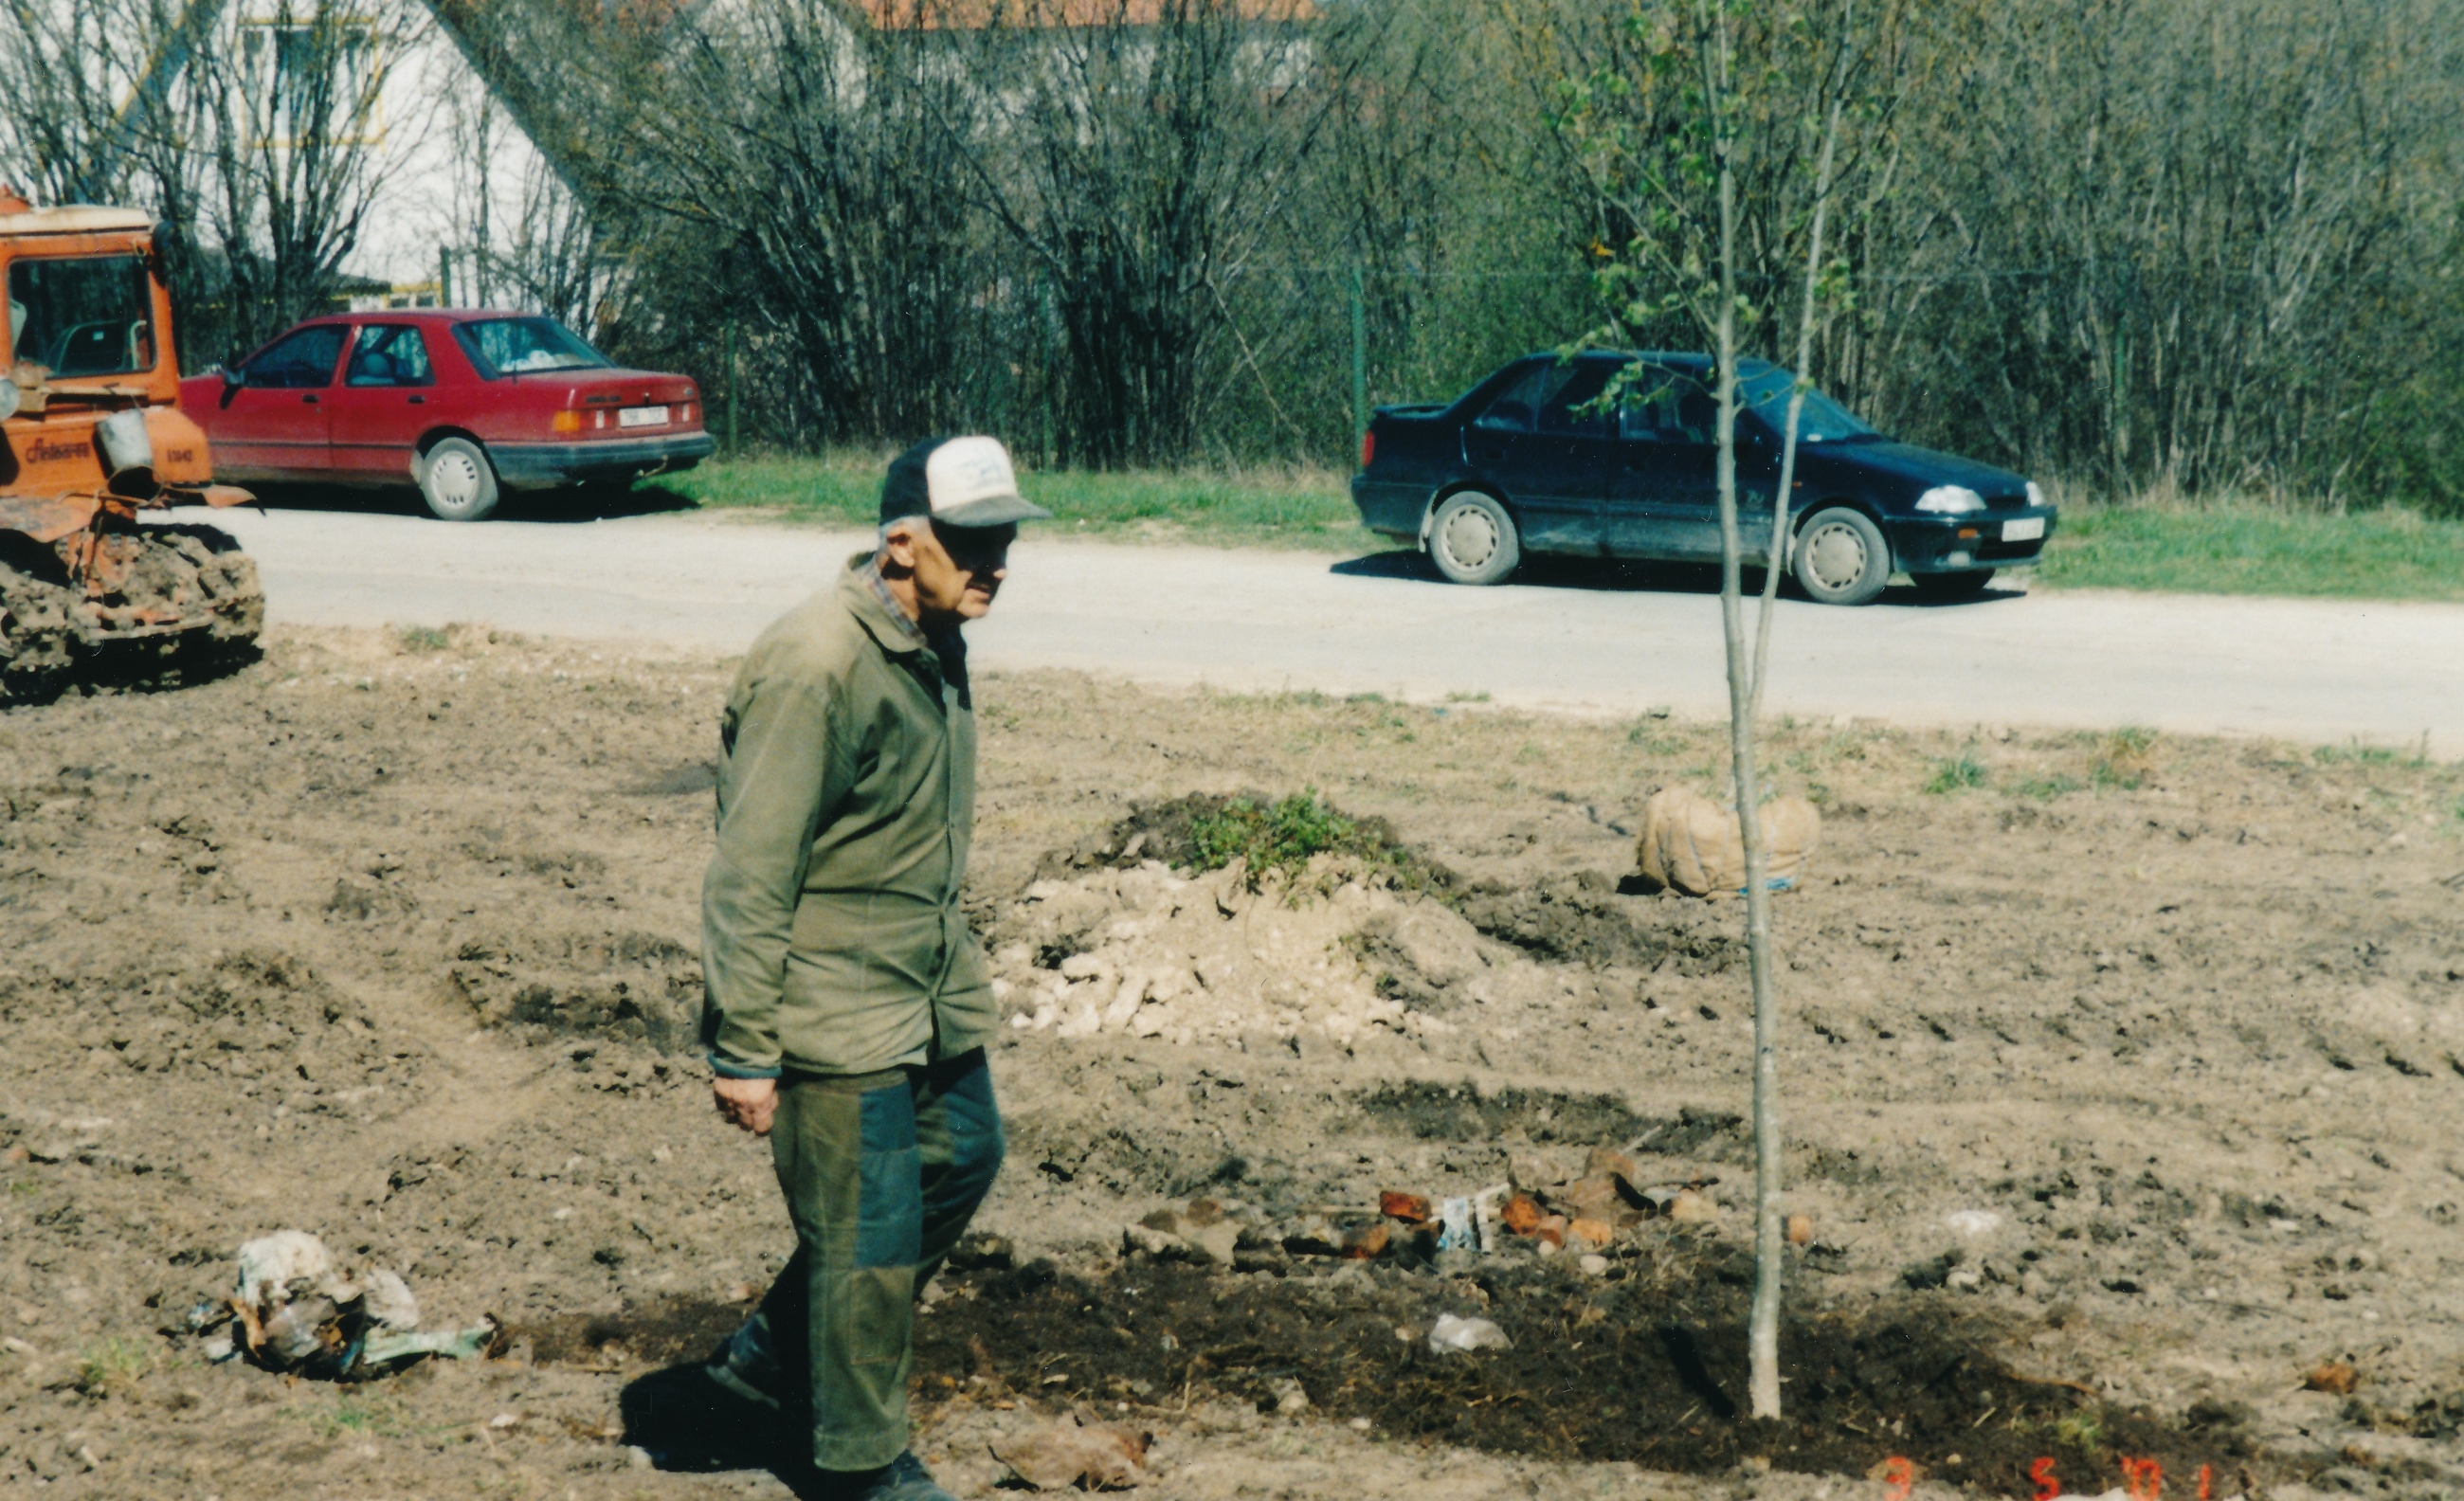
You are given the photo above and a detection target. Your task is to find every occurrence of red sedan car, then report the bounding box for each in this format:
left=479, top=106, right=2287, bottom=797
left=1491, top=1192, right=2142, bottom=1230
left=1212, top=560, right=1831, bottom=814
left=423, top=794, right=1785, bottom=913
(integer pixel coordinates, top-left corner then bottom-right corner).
left=179, top=310, right=715, bottom=520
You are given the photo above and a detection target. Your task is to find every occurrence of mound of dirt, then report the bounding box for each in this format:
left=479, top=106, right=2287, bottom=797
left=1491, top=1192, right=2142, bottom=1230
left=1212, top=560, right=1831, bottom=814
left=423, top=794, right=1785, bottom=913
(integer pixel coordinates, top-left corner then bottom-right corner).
left=993, top=859, right=1500, bottom=1049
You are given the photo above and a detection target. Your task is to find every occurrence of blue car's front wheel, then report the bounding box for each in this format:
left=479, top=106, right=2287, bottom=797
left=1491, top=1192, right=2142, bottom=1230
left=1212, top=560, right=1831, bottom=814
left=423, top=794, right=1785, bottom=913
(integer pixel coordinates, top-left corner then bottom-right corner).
left=1792, top=507, right=1891, bottom=606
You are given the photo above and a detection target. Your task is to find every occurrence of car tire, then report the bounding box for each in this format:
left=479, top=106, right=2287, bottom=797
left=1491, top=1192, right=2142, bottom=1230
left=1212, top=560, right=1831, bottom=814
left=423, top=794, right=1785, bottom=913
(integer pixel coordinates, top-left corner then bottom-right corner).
left=1912, top=569, right=1995, bottom=600
left=1791, top=506, right=1891, bottom=606
left=419, top=437, right=500, bottom=522
left=1427, top=492, right=1520, bottom=586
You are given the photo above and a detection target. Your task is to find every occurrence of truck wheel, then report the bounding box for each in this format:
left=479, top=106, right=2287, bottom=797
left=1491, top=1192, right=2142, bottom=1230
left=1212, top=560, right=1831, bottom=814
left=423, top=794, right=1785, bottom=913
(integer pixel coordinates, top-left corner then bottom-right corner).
left=420, top=437, right=500, bottom=522
left=1427, top=492, right=1520, bottom=586
left=1791, top=506, right=1891, bottom=606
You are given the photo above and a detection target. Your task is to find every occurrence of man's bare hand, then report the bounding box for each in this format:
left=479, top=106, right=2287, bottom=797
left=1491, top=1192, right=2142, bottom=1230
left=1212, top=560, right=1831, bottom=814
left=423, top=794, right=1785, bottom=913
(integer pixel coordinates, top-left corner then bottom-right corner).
left=713, top=1076, right=778, bottom=1136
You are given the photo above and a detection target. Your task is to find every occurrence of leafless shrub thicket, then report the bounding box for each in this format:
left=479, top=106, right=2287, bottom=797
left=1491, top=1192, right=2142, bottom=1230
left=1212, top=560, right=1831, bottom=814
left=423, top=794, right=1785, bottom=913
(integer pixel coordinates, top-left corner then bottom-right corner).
left=0, top=0, right=433, bottom=362
left=7, top=0, right=2461, bottom=507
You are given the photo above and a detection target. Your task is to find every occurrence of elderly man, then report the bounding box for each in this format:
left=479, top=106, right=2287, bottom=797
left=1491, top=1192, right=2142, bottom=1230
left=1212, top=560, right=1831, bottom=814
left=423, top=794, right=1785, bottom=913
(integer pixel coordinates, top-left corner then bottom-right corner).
left=698, top=436, right=1045, bottom=1501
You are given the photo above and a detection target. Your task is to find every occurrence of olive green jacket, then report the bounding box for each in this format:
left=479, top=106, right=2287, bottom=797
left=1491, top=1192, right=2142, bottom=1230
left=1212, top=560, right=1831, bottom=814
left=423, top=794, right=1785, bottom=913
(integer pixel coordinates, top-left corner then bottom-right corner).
left=699, top=554, right=994, bottom=1078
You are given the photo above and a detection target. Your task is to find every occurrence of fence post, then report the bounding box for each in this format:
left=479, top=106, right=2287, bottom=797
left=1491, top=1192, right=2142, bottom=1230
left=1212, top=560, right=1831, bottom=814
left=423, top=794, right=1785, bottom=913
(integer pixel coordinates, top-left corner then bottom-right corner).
left=725, top=320, right=739, bottom=453
left=1350, top=263, right=1368, bottom=458
left=438, top=247, right=453, bottom=309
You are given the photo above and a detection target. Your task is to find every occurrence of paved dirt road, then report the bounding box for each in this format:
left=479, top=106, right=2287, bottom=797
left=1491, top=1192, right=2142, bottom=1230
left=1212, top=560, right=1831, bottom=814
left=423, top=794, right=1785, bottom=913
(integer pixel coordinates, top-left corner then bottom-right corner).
left=201, top=501, right=2464, bottom=752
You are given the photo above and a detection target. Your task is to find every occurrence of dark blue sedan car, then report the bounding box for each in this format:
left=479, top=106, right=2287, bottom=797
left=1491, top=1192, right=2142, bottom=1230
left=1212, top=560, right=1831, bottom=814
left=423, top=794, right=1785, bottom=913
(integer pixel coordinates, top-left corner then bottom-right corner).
left=1350, top=351, right=2056, bottom=605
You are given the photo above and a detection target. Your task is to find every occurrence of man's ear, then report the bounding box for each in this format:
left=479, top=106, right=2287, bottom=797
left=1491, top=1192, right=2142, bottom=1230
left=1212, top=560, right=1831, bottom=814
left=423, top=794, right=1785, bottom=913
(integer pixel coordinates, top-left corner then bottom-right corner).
left=879, top=522, right=921, bottom=574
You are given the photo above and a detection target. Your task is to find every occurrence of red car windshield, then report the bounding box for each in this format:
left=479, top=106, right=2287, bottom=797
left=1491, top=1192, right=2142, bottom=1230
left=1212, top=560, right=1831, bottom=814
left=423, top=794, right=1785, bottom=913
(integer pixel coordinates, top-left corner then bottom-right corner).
left=451, top=316, right=610, bottom=377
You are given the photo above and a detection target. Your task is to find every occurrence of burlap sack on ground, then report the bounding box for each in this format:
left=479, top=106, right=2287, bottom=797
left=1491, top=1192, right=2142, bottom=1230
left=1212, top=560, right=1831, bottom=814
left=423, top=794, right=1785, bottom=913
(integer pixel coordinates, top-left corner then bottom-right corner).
left=1635, top=788, right=1821, bottom=899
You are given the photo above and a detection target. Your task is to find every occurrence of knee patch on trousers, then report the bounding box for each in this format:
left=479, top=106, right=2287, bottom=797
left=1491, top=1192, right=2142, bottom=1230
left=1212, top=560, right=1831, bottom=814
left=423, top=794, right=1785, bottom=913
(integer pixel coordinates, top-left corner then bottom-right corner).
left=854, top=1086, right=923, bottom=1269
left=922, top=1057, right=1004, bottom=1223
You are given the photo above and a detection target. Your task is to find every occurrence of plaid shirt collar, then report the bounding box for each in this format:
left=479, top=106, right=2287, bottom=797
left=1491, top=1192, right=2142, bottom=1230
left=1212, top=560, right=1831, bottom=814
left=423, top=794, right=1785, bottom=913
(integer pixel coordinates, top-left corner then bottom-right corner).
left=852, top=554, right=930, bottom=650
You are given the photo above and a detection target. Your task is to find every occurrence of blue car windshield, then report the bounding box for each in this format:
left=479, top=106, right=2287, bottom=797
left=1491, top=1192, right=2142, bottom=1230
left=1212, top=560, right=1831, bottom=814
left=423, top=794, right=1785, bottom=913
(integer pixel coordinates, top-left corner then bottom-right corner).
left=1740, top=367, right=1877, bottom=443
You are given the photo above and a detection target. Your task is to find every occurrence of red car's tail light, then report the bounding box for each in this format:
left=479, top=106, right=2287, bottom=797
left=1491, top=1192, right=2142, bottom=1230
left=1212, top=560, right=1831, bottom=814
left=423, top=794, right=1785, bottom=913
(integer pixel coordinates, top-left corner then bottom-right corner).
left=552, top=409, right=582, bottom=434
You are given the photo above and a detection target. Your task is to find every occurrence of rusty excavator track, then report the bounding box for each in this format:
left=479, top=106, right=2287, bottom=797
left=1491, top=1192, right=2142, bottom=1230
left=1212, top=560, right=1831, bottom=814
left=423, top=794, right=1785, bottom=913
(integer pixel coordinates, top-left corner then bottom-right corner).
left=0, top=189, right=264, bottom=706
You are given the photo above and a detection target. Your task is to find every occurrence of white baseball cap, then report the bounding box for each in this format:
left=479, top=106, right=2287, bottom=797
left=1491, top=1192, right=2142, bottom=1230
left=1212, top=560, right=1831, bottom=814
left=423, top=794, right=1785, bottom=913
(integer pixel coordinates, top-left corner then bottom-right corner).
left=879, top=435, right=1052, bottom=528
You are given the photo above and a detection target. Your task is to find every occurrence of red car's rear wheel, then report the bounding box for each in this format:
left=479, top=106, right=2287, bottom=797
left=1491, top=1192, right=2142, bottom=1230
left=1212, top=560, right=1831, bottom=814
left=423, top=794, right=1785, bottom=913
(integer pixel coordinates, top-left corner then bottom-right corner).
left=420, top=437, right=500, bottom=522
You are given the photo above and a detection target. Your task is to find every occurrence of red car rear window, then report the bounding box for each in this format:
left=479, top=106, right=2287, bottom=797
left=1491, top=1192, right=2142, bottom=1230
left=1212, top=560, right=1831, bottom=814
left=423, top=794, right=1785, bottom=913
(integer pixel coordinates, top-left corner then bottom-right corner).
left=450, top=317, right=611, bottom=378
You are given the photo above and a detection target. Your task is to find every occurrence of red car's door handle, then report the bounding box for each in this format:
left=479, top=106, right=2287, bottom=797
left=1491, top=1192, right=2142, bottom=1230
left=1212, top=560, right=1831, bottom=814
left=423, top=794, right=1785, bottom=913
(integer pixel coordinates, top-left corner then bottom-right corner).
left=408, top=395, right=426, bottom=405
left=302, top=393, right=318, bottom=405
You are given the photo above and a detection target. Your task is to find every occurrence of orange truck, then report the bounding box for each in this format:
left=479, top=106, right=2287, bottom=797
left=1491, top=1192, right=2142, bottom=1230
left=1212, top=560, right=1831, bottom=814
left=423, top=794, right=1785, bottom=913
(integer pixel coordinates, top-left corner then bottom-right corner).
left=0, top=187, right=263, bottom=703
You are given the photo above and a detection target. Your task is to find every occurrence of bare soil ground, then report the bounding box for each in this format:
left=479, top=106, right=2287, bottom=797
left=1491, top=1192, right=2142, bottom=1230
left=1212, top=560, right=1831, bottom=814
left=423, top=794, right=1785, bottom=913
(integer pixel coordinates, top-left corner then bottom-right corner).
left=3, top=625, right=2462, bottom=1500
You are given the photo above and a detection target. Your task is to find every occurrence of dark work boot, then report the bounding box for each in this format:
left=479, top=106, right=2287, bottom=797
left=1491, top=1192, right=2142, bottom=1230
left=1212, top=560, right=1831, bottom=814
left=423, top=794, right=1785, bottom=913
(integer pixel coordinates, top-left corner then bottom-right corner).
left=791, top=1451, right=956, bottom=1501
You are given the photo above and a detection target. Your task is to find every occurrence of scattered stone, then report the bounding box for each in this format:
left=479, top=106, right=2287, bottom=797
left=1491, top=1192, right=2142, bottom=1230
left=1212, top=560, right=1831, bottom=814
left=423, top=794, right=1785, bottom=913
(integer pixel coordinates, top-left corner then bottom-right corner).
left=1786, top=1214, right=1814, bottom=1245
left=1567, top=1218, right=1614, bottom=1251
left=1946, top=1209, right=2003, bottom=1239
left=1186, top=1220, right=1239, bottom=1267
left=1500, top=1193, right=1544, bottom=1236
left=1666, top=1189, right=1717, bottom=1223
left=1340, top=1222, right=1391, bottom=1260
left=1578, top=1254, right=1610, bottom=1276
left=1269, top=1375, right=1311, bottom=1415
left=1380, top=1190, right=1433, bottom=1224
left=1426, top=1312, right=1513, bottom=1353
left=989, top=1413, right=1149, bottom=1492
left=2307, top=1362, right=2360, bottom=1395
left=1122, top=1222, right=1187, bottom=1259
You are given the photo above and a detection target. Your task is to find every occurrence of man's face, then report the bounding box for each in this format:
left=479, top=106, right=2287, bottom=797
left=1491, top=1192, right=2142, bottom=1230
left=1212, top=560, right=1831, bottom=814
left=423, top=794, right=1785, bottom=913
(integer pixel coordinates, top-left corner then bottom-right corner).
left=888, top=519, right=1014, bottom=624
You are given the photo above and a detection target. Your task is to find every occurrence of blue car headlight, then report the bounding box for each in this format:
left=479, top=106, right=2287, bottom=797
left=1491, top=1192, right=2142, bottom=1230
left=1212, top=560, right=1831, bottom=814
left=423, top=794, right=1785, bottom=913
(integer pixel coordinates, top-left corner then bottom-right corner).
left=2026, top=480, right=2048, bottom=509
left=1915, top=485, right=1984, bottom=515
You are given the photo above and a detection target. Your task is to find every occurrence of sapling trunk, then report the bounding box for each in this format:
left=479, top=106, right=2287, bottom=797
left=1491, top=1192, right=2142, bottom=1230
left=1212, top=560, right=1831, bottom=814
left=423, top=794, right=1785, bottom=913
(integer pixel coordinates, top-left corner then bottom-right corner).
left=1699, top=0, right=1784, bottom=1422
left=1749, top=95, right=1844, bottom=727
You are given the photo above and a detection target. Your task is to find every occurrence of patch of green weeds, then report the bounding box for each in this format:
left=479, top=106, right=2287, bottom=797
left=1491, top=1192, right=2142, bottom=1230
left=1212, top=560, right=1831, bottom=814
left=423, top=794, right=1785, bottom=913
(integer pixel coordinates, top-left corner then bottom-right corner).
left=2013, top=774, right=2084, bottom=801
left=303, top=1392, right=405, bottom=1439
left=1187, top=790, right=1397, bottom=888
left=1445, top=691, right=1492, bottom=704
left=74, top=1337, right=148, bottom=1396
left=2053, top=1408, right=2105, bottom=1451
left=1925, top=752, right=1989, bottom=794
left=395, top=624, right=450, bottom=653
left=2093, top=727, right=2160, bottom=789
left=2313, top=735, right=2431, bottom=768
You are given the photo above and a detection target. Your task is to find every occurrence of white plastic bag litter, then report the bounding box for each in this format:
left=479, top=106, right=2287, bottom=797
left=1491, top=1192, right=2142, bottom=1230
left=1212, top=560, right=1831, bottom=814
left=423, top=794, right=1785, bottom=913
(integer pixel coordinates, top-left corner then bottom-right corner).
left=1426, top=1313, right=1513, bottom=1354
left=215, top=1229, right=497, bottom=1380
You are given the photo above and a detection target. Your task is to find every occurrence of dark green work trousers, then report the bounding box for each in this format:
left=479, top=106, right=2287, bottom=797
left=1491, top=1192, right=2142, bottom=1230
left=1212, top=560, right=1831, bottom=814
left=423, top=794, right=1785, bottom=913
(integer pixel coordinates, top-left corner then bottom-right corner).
left=716, top=1048, right=1003, bottom=1472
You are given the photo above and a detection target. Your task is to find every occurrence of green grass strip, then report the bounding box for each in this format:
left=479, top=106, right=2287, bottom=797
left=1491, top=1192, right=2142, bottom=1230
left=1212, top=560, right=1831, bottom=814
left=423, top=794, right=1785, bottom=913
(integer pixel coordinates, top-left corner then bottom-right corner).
left=2036, top=504, right=2464, bottom=602
left=659, top=455, right=2464, bottom=601
left=655, top=453, right=1368, bottom=551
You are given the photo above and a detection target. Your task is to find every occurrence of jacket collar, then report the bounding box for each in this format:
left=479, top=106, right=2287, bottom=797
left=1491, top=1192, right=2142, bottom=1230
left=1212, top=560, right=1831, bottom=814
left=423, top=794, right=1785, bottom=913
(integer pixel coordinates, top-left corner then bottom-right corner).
left=840, top=552, right=929, bottom=655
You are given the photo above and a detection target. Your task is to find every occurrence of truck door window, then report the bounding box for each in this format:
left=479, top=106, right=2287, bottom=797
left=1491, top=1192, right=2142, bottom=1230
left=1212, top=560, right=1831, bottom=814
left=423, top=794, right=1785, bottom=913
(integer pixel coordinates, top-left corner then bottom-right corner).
left=244, top=325, right=347, bottom=389
left=345, top=324, right=436, bottom=387
left=6, top=255, right=154, bottom=376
